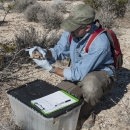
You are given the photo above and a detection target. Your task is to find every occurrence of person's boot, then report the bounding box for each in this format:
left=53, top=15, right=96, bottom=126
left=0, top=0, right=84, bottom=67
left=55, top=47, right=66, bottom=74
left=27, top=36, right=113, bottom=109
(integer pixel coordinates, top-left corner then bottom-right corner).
left=77, top=102, right=96, bottom=130
left=81, top=112, right=95, bottom=130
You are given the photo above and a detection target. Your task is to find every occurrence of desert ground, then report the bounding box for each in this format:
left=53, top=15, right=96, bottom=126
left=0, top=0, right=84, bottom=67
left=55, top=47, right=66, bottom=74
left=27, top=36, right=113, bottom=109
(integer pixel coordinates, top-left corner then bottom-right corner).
left=0, top=1, right=130, bottom=130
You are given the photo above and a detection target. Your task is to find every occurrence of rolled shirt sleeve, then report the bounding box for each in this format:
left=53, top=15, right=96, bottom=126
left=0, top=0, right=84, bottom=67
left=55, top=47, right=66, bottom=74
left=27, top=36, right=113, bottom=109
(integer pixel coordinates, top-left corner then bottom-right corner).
left=63, top=67, right=72, bottom=81
left=48, top=31, right=70, bottom=63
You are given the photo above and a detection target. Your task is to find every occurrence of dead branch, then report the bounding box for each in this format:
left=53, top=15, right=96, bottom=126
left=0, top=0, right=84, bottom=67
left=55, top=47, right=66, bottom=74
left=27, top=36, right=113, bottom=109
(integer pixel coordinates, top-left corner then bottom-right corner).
left=4, top=48, right=25, bottom=71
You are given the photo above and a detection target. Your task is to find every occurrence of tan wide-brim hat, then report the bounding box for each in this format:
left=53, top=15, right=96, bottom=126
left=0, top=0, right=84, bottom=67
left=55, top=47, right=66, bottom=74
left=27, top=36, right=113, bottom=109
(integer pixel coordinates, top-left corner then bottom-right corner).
left=60, top=4, right=95, bottom=32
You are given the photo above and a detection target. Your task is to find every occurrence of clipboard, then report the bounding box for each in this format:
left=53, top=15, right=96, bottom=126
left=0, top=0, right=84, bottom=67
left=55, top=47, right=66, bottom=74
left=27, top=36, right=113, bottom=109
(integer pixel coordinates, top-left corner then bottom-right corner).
left=31, top=90, right=79, bottom=115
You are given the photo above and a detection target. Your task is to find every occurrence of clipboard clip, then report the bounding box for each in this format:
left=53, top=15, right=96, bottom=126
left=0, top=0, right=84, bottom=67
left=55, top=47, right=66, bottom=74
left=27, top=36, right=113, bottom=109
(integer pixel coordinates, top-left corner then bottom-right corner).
left=34, top=102, right=45, bottom=110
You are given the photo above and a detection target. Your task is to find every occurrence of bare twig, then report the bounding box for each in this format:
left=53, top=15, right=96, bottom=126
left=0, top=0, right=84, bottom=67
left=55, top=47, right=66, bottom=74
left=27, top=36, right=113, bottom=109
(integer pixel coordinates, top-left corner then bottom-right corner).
left=3, top=48, right=25, bottom=71
left=109, top=97, right=117, bottom=105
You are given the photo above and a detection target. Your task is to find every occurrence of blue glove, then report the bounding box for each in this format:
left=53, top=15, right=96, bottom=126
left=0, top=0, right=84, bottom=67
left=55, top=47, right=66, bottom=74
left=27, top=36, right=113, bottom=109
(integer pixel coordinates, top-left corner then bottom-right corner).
left=25, top=46, right=47, bottom=58
left=33, top=59, right=52, bottom=71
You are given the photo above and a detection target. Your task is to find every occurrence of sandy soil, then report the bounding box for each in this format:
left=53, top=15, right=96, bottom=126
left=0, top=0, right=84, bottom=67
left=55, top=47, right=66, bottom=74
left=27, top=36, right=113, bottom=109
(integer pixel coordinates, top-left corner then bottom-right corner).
left=0, top=1, right=130, bottom=130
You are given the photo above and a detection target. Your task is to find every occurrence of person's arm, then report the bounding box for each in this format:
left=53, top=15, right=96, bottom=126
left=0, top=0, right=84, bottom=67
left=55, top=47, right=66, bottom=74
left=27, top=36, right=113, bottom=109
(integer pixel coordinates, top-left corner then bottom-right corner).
left=52, top=66, right=64, bottom=77
left=47, top=32, right=70, bottom=63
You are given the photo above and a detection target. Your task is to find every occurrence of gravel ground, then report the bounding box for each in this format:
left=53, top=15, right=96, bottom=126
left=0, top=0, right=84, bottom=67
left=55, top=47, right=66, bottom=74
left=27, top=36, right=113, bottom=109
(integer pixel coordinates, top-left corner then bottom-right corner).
left=0, top=1, right=130, bottom=130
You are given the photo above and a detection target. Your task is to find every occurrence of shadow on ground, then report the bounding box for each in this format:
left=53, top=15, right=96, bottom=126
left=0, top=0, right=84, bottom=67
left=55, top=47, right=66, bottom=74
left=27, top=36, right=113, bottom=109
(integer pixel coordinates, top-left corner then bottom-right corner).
left=95, top=67, right=130, bottom=113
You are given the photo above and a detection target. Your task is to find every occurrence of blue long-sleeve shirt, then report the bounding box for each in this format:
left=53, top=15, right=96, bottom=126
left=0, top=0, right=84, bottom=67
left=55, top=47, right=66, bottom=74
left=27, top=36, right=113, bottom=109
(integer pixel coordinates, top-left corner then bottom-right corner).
left=49, top=24, right=115, bottom=81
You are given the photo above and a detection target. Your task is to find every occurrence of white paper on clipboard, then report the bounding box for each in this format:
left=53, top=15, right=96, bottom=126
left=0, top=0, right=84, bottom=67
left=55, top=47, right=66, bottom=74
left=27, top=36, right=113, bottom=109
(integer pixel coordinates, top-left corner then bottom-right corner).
left=31, top=91, right=78, bottom=114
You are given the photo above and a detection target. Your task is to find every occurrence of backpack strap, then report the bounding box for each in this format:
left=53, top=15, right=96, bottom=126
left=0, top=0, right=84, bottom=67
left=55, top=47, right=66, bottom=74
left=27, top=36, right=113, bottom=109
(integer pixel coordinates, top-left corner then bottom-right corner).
left=68, top=35, right=73, bottom=67
left=69, top=34, right=73, bottom=43
left=93, top=19, right=102, bottom=28
left=68, top=29, right=105, bottom=67
left=85, top=28, right=105, bottom=53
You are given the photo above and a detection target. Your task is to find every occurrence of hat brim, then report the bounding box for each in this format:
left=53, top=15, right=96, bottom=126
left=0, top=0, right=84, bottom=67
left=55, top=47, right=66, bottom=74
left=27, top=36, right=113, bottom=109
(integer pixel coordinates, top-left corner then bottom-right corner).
left=60, top=17, right=81, bottom=32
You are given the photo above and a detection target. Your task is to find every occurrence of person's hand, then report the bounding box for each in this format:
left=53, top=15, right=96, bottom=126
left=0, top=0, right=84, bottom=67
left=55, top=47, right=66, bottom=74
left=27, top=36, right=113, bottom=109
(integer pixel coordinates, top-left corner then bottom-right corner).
left=33, top=59, right=52, bottom=71
left=25, top=46, right=47, bottom=59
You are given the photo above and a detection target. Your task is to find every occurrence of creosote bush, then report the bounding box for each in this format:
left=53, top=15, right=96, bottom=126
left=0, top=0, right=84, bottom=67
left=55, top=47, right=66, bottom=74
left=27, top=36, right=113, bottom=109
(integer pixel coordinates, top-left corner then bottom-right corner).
left=84, top=0, right=102, bottom=10
left=24, top=2, right=63, bottom=30
left=1, top=43, right=15, bottom=53
left=0, top=43, right=15, bottom=70
left=15, top=26, right=43, bottom=51
left=84, top=0, right=129, bottom=17
left=88, top=0, right=129, bottom=28
left=24, top=3, right=42, bottom=22
left=95, top=0, right=115, bottom=28
left=51, top=0, right=67, bottom=13
left=15, top=26, right=61, bottom=52
left=14, top=0, right=36, bottom=13
left=111, top=0, right=128, bottom=17
left=14, top=26, right=61, bottom=65
left=37, top=6, right=63, bottom=29
left=125, top=0, right=130, bottom=18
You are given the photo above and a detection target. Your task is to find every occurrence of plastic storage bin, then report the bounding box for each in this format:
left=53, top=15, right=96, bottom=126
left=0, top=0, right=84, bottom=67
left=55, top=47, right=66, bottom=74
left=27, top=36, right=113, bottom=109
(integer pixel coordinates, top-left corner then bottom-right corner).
left=7, top=80, right=83, bottom=130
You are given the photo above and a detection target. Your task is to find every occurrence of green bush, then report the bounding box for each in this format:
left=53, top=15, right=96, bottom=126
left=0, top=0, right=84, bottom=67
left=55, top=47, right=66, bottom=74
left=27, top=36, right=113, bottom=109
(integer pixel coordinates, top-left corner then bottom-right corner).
left=0, top=43, right=15, bottom=70
left=1, top=43, right=15, bottom=53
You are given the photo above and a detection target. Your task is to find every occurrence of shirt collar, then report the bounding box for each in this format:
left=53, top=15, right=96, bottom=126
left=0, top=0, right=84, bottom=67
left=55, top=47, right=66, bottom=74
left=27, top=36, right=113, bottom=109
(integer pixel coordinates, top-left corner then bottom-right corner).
left=82, top=24, right=98, bottom=40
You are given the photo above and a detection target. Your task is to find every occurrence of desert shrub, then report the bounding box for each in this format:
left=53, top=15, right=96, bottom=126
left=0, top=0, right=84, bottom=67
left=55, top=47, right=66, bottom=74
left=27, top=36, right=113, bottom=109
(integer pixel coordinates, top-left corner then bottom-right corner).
left=0, top=54, right=4, bottom=70
left=15, top=26, right=43, bottom=51
left=37, top=6, right=63, bottom=29
left=94, top=0, right=128, bottom=28
left=24, top=3, right=42, bottom=22
left=111, top=0, right=128, bottom=17
left=125, top=0, right=130, bottom=17
left=14, top=0, right=36, bottom=13
left=0, top=43, right=15, bottom=70
left=24, top=3, right=63, bottom=29
left=0, top=0, right=14, bottom=25
left=14, top=26, right=61, bottom=64
left=84, top=0, right=102, bottom=10
left=15, top=26, right=61, bottom=52
left=64, top=0, right=80, bottom=1
left=2, top=0, right=13, bottom=1
left=1, top=43, right=15, bottom=53
left=95, top=0, right=115, bottom=28
left=51, top=0, right=67, bottom=13
left=84, top=0, right=128, bottom=17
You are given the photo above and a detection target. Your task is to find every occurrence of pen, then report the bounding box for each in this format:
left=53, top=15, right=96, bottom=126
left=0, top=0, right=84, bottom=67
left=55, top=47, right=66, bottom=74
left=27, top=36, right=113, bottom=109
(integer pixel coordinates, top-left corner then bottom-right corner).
left=55, top=99, right=71, bottom=107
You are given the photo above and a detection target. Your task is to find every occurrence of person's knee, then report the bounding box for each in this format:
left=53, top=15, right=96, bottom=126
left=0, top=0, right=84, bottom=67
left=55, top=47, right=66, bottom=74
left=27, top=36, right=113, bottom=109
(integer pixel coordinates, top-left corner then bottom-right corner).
left=81, top=74, right=103, bottom=106
left=57, top=80, right=82, bottom=98
left=82, top=74, right=102, bottom=95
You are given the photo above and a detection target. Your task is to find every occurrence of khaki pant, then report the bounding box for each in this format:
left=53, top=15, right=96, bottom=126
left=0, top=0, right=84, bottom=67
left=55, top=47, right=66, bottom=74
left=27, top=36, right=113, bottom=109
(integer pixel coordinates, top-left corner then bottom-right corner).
left=57, top=70, right=115, bottom=116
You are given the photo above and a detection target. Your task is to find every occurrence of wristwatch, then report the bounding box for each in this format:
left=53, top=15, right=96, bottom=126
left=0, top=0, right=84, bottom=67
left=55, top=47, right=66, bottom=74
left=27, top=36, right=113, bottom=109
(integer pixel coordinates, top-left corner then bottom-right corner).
left=49, top=66, right=56, bottom=73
